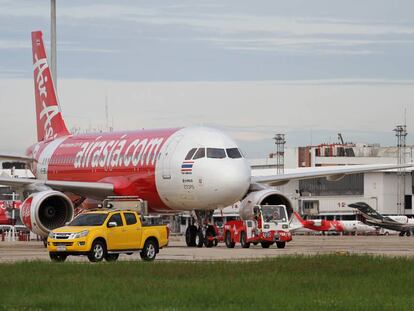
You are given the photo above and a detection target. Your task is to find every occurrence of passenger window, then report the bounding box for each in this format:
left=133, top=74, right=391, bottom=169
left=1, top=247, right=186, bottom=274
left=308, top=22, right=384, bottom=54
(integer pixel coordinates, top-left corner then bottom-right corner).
left=226, top=148, right=242, bottom=159
left=193, top=148, right=206, bottom=159
left=185, top=148, right=197, bottom=160
left=124, top=213, right=137, bottom=225
left=207, top=148, right=226, bottom=159
left=107, top=213, right=123, bottom=227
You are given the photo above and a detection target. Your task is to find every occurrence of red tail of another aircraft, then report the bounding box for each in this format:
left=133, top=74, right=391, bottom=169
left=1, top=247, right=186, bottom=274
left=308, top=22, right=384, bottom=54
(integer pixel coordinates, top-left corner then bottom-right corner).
left=31, top=31, right=70, bottom=142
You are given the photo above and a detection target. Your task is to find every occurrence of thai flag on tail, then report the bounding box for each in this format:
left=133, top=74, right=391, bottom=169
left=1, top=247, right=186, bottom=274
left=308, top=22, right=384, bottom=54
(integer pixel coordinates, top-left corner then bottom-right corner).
left=181, top=161, right=194, bottom=174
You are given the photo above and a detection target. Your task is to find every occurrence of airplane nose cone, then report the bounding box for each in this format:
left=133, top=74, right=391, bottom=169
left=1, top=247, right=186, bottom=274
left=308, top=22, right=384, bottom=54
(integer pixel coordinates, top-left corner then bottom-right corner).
left=203, top=159, right=251, bottom=207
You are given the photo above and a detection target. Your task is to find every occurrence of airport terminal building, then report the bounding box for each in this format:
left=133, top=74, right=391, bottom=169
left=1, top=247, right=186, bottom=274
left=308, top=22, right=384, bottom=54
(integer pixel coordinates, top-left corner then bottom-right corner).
left=252, top=143, right=414, bottom=221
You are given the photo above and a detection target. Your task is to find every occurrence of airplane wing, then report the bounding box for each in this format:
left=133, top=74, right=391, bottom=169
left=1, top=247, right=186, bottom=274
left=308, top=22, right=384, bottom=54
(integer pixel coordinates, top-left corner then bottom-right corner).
left=0, top=176, right=114, bottom=199
left=252, top=163, right=413, bottom=186
left=0, top=154, right=36, bottom=163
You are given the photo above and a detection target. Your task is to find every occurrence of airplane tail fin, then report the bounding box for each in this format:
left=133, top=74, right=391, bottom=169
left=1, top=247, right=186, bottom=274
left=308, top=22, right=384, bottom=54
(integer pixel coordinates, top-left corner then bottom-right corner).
left=289, top=211, right=305, bottom=231
left=349, top=202, right=384, bottom=221
left=31, top=31, right=70, bottom=142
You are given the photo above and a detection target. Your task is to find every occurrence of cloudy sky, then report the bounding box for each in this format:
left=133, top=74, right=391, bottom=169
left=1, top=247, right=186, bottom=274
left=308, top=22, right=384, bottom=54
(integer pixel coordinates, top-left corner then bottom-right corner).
left=1, top=0, right=414, bottom=157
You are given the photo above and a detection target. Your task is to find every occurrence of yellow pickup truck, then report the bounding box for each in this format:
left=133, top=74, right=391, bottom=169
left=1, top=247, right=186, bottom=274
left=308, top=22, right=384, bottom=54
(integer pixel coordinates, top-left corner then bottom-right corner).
left=47, top=210, right=169, bottom=262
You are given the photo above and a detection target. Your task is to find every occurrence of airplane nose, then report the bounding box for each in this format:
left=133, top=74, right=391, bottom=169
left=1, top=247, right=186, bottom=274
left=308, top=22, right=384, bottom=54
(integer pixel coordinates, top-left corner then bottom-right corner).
left=206, top=159, right=251, bottom=206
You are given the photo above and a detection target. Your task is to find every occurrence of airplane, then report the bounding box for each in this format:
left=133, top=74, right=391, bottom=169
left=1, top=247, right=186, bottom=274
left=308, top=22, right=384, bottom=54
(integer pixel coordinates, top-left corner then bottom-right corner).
left=0, top=30, right=411, bottom=248
left=349, top=202, right=414, bottom=237
left=0, top=200, right=21, bottom=225
left=0, top=201, right=9, bottom=225
left=290, top=211, right=377, bottom=235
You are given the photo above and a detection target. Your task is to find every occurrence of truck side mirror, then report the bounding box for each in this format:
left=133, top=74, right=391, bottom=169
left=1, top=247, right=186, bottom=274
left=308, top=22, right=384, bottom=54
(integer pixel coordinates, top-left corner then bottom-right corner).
left=253, top=206, right=259, bottom=215
left=107, top=222, right=117, bottom=228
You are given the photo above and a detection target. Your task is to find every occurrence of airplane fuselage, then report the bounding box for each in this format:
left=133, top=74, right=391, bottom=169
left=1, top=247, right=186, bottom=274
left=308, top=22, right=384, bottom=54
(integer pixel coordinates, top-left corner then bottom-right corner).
left=27, top=126, right=252, bottom=213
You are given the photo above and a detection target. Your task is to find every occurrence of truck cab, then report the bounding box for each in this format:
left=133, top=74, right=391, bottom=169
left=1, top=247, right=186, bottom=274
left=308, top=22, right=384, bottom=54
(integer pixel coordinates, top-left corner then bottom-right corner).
left=223, top=204, right=292, bottom=249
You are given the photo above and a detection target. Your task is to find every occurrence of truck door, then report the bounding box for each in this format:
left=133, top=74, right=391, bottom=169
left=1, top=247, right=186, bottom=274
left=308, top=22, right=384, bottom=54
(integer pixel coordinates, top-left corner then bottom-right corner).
left=106, top=213, right=126, bottom=250
left=122, top=212, right=142, bottom=249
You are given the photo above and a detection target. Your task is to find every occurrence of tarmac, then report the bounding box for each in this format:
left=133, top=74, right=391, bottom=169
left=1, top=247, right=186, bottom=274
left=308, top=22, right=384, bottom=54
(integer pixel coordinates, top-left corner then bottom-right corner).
left=1, top=235, right=414, bottom=262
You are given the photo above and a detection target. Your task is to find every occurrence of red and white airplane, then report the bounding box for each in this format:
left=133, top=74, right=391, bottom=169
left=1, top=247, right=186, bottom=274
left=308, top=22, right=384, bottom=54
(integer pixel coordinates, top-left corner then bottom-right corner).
left=290, top=212, right=376, bottom=234
left=0, top=31, right=410, bottom=247
left=0, top=200, right=21, bottom=226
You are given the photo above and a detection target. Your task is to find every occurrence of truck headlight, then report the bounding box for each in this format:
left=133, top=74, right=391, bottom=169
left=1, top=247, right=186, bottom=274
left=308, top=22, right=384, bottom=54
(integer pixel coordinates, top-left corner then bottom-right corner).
left=48, top=232, right=54, bottom=239
left=71, top=230, right=89, bottom=239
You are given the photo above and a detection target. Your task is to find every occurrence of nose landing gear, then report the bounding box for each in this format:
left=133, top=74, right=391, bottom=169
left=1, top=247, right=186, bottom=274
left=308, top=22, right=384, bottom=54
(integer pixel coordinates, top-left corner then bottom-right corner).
left=185, top=210, right=218, bottom=248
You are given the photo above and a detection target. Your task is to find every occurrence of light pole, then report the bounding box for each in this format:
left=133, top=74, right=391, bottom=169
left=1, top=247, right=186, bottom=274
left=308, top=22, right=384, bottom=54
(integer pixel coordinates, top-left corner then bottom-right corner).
left=50, top=0, right=57, bottom=84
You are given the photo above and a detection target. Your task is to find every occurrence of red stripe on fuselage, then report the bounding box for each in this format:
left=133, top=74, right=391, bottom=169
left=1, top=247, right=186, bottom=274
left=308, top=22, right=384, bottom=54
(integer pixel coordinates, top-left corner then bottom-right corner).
left=29, top=128, right=181, bottom=212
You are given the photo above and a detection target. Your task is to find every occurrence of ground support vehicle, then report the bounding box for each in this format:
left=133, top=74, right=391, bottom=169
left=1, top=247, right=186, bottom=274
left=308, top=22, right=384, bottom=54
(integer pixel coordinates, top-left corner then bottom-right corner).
left=47, top=209, right=169, bottom=262
left=219, top=205, right=292, bottom=249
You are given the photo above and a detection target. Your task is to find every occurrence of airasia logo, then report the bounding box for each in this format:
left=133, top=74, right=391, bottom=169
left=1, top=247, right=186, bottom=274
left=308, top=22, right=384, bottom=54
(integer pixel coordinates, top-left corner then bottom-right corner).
left=74, top=136, right=164, bottom=169
left=20, top=197, right=33, bottom=230
left=34, top=54, right=58, bottom=140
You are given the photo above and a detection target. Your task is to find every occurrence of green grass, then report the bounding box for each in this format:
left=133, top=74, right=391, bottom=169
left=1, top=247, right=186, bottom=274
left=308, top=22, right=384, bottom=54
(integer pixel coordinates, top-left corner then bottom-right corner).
left=0, top=255, right=413, bottom=311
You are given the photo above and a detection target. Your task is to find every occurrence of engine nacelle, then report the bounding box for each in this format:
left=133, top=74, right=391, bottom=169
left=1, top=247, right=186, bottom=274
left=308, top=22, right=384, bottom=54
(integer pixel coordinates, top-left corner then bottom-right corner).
left=239, top=189, right=294, bottom=221
left=20, top=191, right=74, bottom=237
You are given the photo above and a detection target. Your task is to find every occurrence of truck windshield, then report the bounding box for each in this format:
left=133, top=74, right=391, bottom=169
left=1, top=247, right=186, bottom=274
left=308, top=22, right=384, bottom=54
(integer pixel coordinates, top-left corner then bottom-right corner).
left=261, top=205, right=287, bottom=222
left=68, top=214, right=108, bottom=226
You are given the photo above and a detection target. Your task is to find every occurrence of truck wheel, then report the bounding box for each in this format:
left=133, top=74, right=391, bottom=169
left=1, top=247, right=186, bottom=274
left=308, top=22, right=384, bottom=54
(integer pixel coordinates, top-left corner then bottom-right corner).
left=105, top=254, right=119, bottom=262
left=225, top=231, right=235, bottom=248
left=88, top=240, right=106, bottom=262
left=407, top=231, right=411, bottom=237
left=185, top=225, right=197, bottom=247
left=240, top=232, right=250, bottom=249
left=49, top=253, right=67, bottom=262
left=140, top=239, right=158, bottom=261
left=399, top=231, right=405, bottom=237
left=261, top=242, right=271, bottom=248
left=195, top=229, right=204, bottom=248
left=276, top=242, right=286, bottom=249
left=204, top=226, right=215, bottom=248
left=253, top=242, right=258, bottom=246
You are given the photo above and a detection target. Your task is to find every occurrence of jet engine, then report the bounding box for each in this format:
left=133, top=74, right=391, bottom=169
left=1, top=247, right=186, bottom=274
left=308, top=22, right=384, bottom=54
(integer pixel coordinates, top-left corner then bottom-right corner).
left=20, top=190, right=74, bottom=237
left=239, top=189, right=294, bottom=221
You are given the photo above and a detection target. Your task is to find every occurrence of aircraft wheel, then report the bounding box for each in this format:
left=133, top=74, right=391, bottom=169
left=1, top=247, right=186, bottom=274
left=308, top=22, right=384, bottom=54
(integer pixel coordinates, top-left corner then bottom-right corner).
left=276, top=242, right=286, bottom=249
left=195, top=229, right=204, bottom=248
left=204, top=226, right=215, bottom=248
left=240, top=232, right=250, bottom=248
left=225, top=231, right=235, bottom=248
left=185, top=225, right=197, bottom=247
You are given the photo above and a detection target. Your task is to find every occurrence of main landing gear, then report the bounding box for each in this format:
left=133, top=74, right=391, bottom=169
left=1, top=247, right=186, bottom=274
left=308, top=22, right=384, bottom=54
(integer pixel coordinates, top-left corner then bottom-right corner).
left=185, top=210, right=218, bottom=248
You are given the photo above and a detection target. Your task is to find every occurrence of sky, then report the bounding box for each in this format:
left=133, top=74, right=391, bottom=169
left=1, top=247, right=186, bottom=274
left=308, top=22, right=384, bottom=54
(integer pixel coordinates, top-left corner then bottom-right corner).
left=1, top=0, right=414, bottom=157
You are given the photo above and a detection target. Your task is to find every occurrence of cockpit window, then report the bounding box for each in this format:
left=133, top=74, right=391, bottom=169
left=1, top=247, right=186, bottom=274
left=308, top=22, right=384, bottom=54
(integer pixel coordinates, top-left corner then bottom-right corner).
left=207, top=148, right=226, bottom=159
left=185, top=148, right=197, bottom=160
left=226, top=148, right=242, bottom=159
left=193, top=148, right=206, bottom=159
